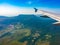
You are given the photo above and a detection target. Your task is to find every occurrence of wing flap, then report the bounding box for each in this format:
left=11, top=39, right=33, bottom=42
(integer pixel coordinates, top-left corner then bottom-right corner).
left=40, top=15, right=50, bottom=18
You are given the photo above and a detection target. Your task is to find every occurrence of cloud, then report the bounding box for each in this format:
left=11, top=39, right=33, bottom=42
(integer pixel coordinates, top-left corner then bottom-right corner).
left=0, top=3, right=35, bottom=17
left=0, top=3, right=60, bottom=17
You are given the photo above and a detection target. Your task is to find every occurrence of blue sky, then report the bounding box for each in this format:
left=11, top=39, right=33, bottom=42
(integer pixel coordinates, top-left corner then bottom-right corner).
left=0, top=0, right=60, bottom=16
left=0, top=0, right=60, bottom=8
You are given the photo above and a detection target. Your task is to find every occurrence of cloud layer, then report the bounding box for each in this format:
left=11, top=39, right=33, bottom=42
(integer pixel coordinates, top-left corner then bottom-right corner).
left=0, top=3, right=60, bottom=17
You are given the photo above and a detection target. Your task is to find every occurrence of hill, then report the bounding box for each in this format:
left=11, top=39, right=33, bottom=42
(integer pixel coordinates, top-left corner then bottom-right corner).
left=0, top=14, right=60, bottom=45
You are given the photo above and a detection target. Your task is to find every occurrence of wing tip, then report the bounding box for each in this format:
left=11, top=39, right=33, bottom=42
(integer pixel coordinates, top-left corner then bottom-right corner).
left=53, top=22, right=60, bottom=25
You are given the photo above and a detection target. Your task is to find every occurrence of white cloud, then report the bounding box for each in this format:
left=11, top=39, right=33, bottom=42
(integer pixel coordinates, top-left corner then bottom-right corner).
left=0, top=3, right=35, bottom=17
left=0, top=3, right=60, bottom=17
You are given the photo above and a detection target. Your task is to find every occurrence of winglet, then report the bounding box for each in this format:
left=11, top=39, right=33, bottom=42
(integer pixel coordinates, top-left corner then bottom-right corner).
left=34, top=8, right=38, bottom=13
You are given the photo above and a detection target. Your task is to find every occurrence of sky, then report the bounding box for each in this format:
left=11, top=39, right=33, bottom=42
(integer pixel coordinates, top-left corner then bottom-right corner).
left=0, top=0, right=60, bottom=16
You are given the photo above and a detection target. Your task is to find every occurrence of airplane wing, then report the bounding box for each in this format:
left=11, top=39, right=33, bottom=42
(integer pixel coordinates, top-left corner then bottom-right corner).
left=40, top=10, right=60, bottom=25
